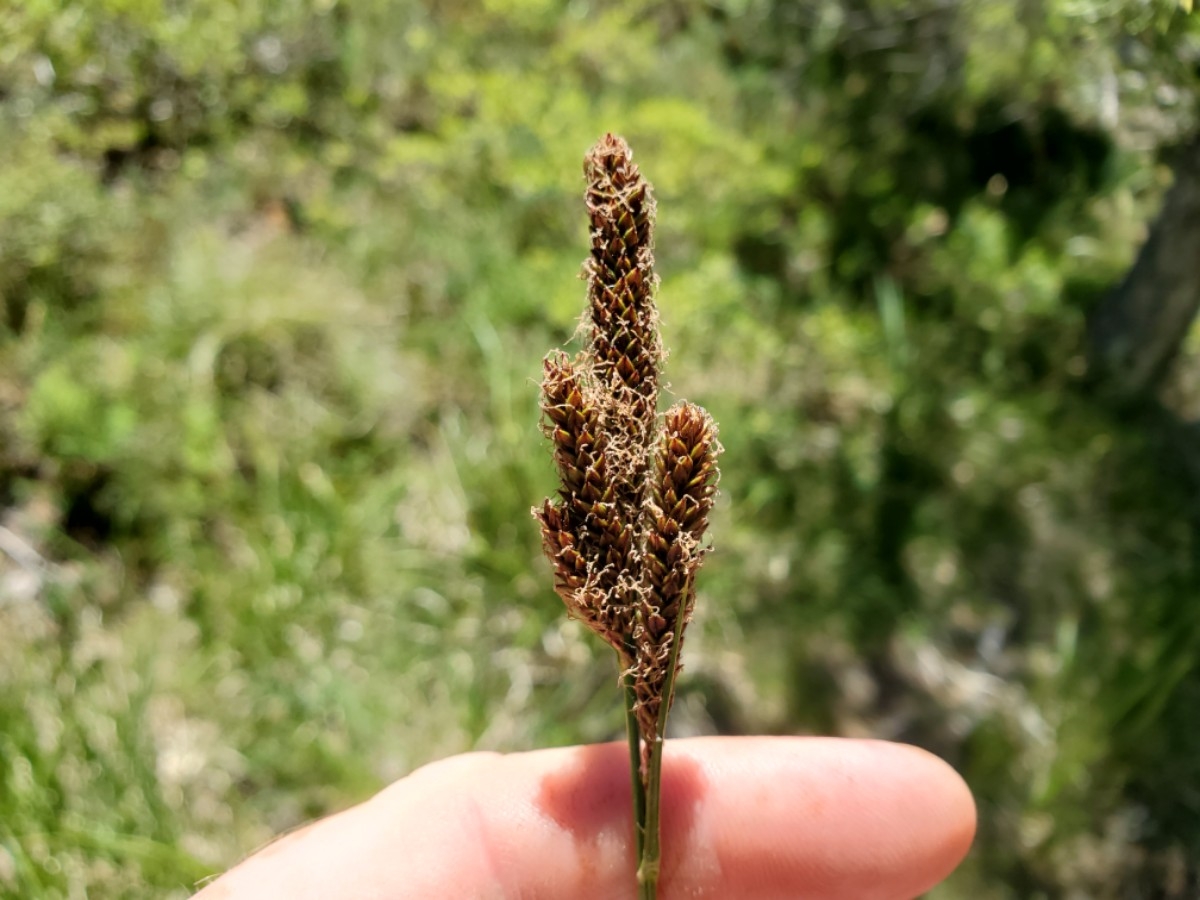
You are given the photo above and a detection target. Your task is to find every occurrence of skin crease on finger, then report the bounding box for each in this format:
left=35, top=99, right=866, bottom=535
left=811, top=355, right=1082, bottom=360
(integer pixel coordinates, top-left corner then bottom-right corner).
left=193, top=737, right=976, bottom=900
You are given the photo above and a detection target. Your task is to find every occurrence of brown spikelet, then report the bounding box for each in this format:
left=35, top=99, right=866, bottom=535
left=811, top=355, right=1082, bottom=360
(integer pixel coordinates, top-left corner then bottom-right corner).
left=534, top=351, right=632, bottom=657
left=582, top=135, right=663, bottom=501
left=584, top=133, right=662, bottom=408
left=540, top=352, right=608, bottom=507
left=633, top=402, right=720, bottom=763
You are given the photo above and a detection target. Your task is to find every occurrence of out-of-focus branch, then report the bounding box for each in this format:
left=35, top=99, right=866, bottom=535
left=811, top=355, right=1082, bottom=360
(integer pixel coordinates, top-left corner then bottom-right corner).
left=1087, top=135, right=1200, bottom=403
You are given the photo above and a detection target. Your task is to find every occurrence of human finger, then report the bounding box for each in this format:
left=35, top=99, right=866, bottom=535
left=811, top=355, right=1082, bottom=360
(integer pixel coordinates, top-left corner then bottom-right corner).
left=194, top=736, right=975, bottom=899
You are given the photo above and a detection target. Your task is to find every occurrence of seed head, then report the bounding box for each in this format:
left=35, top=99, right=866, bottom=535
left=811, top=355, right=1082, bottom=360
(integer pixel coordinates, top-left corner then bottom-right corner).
left=535, top=135, right=720, bottom=764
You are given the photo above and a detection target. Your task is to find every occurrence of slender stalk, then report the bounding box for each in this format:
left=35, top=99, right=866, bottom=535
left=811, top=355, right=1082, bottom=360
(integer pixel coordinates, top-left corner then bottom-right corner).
left=637, top=577, right=692, bottom=899
left=637, top=739, right=664, bottom=900
left=622, top=660, right=647, bottom=867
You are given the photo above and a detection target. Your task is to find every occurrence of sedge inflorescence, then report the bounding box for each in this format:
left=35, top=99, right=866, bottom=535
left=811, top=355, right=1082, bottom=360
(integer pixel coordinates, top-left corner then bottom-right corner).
left=534, top=134, right=720, bottom=774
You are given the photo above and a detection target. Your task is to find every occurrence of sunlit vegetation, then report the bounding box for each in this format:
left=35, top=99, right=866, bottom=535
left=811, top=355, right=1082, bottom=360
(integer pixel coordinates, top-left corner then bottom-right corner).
left=1, top=2, right=1199, bottom=896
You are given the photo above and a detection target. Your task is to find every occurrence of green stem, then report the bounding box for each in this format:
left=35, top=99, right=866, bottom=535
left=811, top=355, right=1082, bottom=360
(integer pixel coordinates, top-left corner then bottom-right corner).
left=638, top=738, right=663, bottom=900
left=622, top=654, right=647, bottom=869
left=637, top=579, right=692, bottom=899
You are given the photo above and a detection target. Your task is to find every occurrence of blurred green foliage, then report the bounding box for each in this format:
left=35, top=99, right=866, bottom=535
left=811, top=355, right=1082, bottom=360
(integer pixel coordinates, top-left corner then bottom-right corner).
left=2, top=0, right=1200, bottom=896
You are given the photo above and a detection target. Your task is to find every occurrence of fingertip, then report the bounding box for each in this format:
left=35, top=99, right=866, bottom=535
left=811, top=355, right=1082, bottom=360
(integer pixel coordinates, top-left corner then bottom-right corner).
left=873, top=741, right=977, bottom=895
left=892, top=742, right=977, bottom=859
left=668, top=737, right=976, bottom=899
